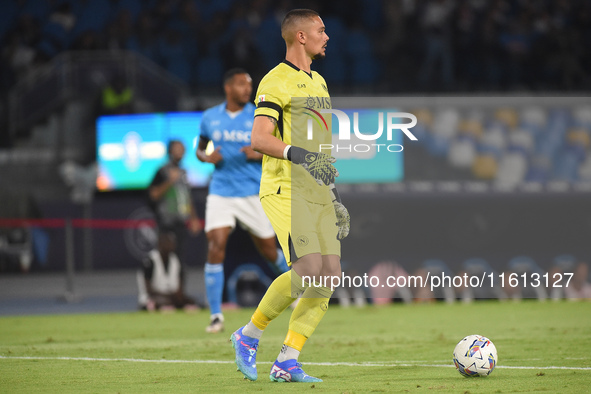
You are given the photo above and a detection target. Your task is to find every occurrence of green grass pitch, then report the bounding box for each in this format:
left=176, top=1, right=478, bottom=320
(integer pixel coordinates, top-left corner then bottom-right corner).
left=1, top=301, right=590, bottom=393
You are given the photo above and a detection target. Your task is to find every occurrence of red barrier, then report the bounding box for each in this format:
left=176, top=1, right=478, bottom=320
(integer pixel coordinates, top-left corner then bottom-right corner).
left=0, top=218, right=156, bottom=229
left=0, top=218, right=205, bottom=229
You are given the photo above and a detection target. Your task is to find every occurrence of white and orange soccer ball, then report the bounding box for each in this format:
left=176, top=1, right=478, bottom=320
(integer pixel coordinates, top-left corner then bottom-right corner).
left=453, top=335, right=498, bottom=377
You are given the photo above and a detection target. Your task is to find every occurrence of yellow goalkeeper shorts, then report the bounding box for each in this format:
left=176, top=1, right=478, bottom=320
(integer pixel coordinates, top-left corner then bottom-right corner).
left=260, top=193, right=340, bottom=264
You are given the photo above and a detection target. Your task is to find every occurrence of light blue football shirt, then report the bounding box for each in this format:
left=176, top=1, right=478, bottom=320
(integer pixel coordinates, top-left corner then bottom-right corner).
left=200, top=102, right=261, bottom=197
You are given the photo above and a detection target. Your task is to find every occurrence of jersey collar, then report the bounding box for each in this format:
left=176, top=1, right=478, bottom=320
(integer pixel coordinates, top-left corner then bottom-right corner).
left=221, top=101, right=246, bottom=116
left=282, top=59, right=313, bottom=79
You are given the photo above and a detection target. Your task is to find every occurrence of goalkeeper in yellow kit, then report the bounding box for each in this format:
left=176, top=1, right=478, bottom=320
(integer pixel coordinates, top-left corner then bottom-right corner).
left=230, top=9, right=350, bottom=383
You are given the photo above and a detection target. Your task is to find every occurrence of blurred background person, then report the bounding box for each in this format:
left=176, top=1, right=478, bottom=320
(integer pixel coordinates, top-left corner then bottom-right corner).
left=149, top=140, right=202, bottom=259
left=196, top=68, right=288, bottom=334
left=137, top=231, right=198, bottom=311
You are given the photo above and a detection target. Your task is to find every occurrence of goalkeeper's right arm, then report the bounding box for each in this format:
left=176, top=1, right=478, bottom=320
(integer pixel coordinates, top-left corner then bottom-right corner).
left=251, top=115, right=339, bottom=185
left=250, top=115, right=288, bottom=159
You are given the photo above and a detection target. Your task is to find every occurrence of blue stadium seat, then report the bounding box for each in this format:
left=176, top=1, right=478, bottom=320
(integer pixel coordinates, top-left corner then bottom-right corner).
left=0, top=1, right=19, bottom=41
left=113, top=0, right=143, bottom=22
left=255, top=17, right=283, bottom=70
left=158, top=35, right=191, bottom=83
left=425, top=134, right=451, bottom=157
left=181, top=36, right=199, bottom=64
left=553, top=146, right=585, bottom=181
left=521, top=123, right=544, bottom=145
left=319, top=53, right=346, bottom=85
left=360, top=0, right=383, bottom=32
left=166, top=57, right=191, bottom=84
left=126, top=37, right=158, bottom=64
left=196, top=0, right=235, bottom=21
left=66, top=0, right=85, bottom=17
left=171, top=17, right=193, bottom=39
left=205, top=37, right=224, bottom=59
left=21, top=0, right=51, bottom=21
left=345, top=30, right=372, bottom=57
left=505, top=143, right=529, bottom=157
left=323, top=16, right=346, bottom=53
left=483, top=118, right=508, bottom=130
left=42, top=21, right=68, bottom=50
left=70, top=0, right=112, bottom=38
left=37, top=39, right=59, bottom=58
left=410, top=122, right=429, bottom=143
left=525, top=156, right=551, bottom=182
left=535, top=133, right=563, bottom=160
left=350, top=56, right=379, bottom=85
left=548, top=108, right=572, bottom=129
left=196, top=56, right=223, bottom=87
left=477, top=141, right=504, bottom=159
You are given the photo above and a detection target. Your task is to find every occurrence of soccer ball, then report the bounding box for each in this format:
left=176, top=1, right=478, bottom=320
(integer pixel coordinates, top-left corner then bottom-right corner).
left=453, top=335, right=497, bottom=377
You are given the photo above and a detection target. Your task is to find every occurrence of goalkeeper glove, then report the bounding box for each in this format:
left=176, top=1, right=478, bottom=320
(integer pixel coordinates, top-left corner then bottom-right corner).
left=330, top=183, right=350, bottom=240
left=285, top=145, right=339, bottom=186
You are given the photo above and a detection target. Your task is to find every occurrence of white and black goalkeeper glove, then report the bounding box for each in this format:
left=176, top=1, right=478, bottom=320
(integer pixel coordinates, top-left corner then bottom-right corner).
left=285, top=145, right=339, bottom=186
left=330, top=183, right=350, bottom=240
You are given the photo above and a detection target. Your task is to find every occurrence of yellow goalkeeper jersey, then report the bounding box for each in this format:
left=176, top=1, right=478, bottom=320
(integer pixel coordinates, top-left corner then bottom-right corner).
left=254, top=60, right=333, bottom=204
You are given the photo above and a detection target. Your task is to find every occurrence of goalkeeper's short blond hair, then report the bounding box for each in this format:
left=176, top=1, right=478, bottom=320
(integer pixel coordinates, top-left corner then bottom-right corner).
left=281, top=9, right=320, bottom=44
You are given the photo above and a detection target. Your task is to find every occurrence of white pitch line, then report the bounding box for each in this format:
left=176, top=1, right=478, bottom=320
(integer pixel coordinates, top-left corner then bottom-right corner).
left=1, top=356, right=590, bottom=371
left=0, top=356, right=233, bottom=364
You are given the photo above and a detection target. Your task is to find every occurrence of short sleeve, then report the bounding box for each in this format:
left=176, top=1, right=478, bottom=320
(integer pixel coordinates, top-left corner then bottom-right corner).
left=200, top=112, right=210, bottom=140
left=254, top=75, right=286, bottom=122
left=149, top=167, right=166, bottom=188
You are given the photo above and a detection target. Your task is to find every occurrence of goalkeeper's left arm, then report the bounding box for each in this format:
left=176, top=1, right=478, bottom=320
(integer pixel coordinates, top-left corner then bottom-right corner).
left=330, top=183, right=350, bottom=240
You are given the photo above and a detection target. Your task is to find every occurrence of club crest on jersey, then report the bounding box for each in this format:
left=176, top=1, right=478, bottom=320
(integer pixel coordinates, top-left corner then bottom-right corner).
left=296, top=235, right=309, bottom=247
left=258, top=95, right=265, bottom=103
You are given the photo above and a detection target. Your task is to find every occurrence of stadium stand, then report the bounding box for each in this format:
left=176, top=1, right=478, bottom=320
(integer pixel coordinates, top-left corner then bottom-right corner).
left=408, top=104, right=591, bottom=184
left=2, top=0, right=591, bottom=99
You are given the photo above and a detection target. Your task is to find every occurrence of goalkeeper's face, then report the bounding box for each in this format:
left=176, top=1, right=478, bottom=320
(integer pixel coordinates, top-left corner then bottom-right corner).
left=306, top=16, right=329, bottom=60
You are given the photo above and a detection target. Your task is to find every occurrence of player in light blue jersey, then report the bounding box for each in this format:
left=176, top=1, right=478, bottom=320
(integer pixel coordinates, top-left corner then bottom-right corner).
left=197, top=68, right=289, bottom=333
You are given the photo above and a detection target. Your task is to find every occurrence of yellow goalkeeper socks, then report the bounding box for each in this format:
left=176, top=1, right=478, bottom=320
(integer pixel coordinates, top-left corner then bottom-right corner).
left=282, top=284, right=333, bottom=354
left=243, top=270, right=306, bottom=338
left=277, top=335, right=302, bottom=362
left=243, top=270, right=333, bottom=357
